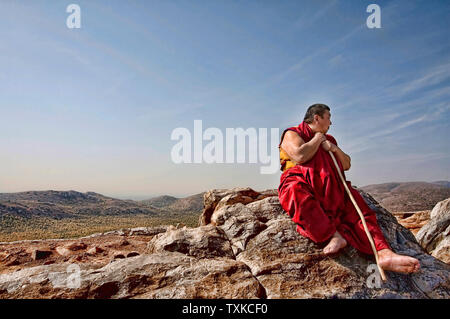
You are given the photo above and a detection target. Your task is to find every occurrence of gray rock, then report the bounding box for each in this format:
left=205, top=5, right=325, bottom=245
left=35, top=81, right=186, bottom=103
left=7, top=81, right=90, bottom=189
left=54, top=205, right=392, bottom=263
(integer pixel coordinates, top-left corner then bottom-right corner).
left=431, top=198, right=450, bottom=219
left=147, top=224, right=234, bottom=259
left=0, top=253, right=263, bottom=299
left=416, top=198, right=450, bottom=264
left=129, top=226, right=169, bottom=237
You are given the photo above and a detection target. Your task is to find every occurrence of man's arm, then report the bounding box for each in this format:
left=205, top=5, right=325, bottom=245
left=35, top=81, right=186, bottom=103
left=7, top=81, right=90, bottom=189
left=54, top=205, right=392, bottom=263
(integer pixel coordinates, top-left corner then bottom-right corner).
left=280, top=130, right=326, bottom=164
left=334, top=146, right=351, bottom=171
left=322, top=140, right=351, bottom=171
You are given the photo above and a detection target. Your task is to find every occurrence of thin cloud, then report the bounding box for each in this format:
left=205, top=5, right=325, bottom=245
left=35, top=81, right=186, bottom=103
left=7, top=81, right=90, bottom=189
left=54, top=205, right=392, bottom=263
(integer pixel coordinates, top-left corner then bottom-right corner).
left=267, top=22, right=366, bottom=87
left=385, top=62, right=450, bottom=98
left=346, top=102, right=449, bottom=155
left=400, top=62, right=450, bottom=94
left=366, top=152, right=450, bottom=165
left=328, top=54, right=344, bottom=67
left=52, top=45, right=91, bottom=67
left=346, top=114, right=426, bottom=153
left=293, top=0, right=338, bottom=30
left=270, top=0, right=404, bottom=88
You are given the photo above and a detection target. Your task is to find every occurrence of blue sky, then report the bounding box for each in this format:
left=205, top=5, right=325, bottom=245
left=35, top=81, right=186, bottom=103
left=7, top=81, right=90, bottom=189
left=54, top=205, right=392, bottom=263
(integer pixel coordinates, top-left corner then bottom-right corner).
left=0, top=0, right=449, bottom=198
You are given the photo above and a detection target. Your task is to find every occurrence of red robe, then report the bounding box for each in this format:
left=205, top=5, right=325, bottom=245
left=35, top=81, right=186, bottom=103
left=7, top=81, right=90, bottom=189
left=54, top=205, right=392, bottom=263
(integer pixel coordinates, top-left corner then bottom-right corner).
left=278, top=122, right=390, bottom=255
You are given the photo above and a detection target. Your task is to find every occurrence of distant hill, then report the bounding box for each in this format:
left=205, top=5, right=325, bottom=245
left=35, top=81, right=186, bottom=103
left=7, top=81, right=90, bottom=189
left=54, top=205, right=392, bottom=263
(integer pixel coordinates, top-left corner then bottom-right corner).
left=360, top=181, right=450, bottom=212
left=161, top=193, right=204, bottom=213
left=141, top=195, right=178, bottom=208
left=0, top=190, right=109, bottom=204
left=0, top=190, right=159, bottom=218
left=141, top=193, right=205, bottom=213
left=432, top=181, right=450, bottom=188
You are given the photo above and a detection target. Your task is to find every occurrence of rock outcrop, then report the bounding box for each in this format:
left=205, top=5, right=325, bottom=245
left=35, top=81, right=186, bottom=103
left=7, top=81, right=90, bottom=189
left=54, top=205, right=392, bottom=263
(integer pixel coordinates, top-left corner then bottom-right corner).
left=0, top=188, right=449, bottom=299
left=393, top=211, right=431, bottom=235
left=416, top=198, right=450, bottom=264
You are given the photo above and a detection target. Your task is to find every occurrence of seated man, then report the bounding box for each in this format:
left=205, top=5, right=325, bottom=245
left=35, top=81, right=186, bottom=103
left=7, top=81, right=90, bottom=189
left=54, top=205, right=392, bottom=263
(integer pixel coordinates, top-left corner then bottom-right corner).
left=278, top=103, right=420, bottom=274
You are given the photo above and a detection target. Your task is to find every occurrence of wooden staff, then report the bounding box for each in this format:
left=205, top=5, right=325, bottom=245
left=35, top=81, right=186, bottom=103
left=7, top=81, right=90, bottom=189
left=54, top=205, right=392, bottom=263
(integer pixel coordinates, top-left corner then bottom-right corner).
left=328, top=151, right=387, bottom=281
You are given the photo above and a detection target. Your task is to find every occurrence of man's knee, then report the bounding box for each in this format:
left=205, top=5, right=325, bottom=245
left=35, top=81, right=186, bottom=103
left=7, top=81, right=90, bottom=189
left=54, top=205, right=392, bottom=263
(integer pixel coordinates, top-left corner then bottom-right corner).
left=280, top=181, right=336, bottom=243
left=279, top=182, right=312, bottom=214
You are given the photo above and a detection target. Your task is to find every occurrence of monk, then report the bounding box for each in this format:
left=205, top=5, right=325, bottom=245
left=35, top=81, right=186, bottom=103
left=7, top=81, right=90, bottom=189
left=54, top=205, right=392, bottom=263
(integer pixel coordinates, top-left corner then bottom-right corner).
left=278, top=103, right=420, bottom=274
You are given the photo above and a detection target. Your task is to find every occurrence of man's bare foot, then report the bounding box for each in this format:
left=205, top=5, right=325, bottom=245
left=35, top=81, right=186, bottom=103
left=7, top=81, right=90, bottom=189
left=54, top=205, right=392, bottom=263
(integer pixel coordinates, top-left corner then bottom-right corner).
left=378, top=249, right=420, bottom=274
left=323, top=231, right=347, bottom=255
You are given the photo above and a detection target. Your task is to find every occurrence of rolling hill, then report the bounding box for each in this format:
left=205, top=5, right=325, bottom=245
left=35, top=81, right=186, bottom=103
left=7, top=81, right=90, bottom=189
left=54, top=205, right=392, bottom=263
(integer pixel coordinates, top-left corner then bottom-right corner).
left=0, top=190, right=205, bottom=242
left=360, top=181, right=450, bottom=212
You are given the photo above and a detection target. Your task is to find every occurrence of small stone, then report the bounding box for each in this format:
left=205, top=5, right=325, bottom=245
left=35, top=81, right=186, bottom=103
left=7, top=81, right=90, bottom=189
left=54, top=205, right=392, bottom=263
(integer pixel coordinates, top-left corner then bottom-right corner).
left=56, top=247, right=72, bottom=256
left=71, top=255, right=84, bottom=262
left=87, top=246, right=104, bottom=255
left=66, top=242, right=87, bottom=251
left=5, top=257, right=20, bottom=266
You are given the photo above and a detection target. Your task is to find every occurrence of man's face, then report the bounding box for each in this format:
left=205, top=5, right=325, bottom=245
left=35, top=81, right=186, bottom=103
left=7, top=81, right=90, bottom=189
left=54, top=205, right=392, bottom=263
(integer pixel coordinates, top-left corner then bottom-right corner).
left=315, top=110, right=332, bottom=133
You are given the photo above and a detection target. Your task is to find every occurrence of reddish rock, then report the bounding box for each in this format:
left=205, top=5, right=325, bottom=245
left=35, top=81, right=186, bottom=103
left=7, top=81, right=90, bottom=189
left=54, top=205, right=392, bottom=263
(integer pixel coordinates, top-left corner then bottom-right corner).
left=55, top=247, right=72, bottom=257
left=5, top=257, right=20, bottom=267
left=394, top=210, right=431, bottom=235
left=87, top=246, right=104, bottom=255
left=66, top=242, right=87, bottom=251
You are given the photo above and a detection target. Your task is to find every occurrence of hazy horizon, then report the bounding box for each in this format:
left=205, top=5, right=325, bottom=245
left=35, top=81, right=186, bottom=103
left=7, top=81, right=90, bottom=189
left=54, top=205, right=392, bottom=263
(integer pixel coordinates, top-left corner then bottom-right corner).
left=1, top=179, right=449, bottom=201
left=1, top=0, right=449, bottom=197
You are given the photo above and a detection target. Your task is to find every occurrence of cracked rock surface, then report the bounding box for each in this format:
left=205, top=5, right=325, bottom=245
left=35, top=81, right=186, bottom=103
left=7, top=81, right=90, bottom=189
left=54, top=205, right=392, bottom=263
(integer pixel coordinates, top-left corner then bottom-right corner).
left=416, top=198, right=450, bottom=264
left=0, top=187, right=449, bottom=299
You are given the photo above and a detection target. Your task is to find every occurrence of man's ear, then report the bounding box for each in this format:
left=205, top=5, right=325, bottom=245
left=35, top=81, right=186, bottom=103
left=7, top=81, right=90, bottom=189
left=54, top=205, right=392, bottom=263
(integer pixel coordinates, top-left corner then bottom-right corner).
left=313, top=114, right=319, bottom=123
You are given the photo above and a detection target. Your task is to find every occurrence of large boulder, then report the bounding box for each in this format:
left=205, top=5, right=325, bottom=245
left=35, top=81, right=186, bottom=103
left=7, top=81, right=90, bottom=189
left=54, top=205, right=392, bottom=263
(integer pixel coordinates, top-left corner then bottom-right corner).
left=416, top=198, right=450, bottom=264
left=0, top=253, right=264, bottom=299
left=430, top=198, right=450, bottom=219
left=146, top=224, right=235, bottom=259
left=0, top=188, right=449, bottom=299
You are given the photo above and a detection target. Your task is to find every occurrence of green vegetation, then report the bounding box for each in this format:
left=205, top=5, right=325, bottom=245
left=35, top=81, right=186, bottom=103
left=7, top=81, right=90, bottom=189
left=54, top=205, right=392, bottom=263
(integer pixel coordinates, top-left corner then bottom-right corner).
left=0, top=212, right=200, bottom=242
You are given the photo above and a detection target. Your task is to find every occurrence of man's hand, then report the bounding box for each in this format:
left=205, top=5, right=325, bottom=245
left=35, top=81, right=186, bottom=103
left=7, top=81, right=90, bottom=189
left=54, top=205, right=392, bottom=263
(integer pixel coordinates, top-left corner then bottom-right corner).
left=321, top=140, right=338, bottom=152
left=281, top=130, right=351, bottom=170
left=281, top=131, right=325, bottom=164
left=314, top=132, right=326, bottom=144
left=322, top=141, right=351, bottom=171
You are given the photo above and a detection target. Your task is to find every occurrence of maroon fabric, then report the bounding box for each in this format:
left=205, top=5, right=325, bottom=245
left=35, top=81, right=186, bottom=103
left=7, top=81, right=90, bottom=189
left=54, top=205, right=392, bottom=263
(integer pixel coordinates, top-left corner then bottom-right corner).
left=278, top=122, right=390, bottom=255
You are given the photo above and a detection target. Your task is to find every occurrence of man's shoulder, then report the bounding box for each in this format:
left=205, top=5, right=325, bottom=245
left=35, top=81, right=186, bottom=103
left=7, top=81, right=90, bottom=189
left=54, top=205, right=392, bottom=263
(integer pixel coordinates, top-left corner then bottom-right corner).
left=283, top=126, right=300, bottom=132
left=280, top=127, right=303, bottom=147
left=283, top=128, right=304, bottom=141
left=281, top=126, right=302, bottom=139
